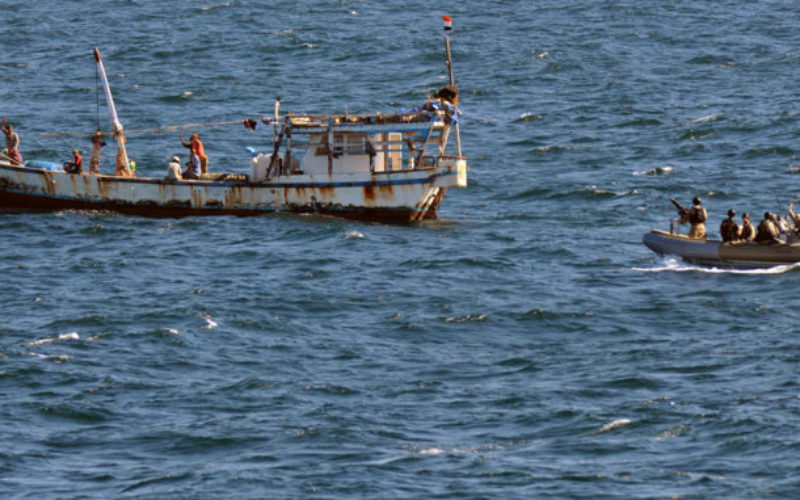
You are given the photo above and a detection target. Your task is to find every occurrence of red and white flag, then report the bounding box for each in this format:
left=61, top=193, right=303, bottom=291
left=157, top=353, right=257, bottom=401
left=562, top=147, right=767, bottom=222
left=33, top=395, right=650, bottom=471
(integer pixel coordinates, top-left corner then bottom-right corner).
left=442, top=15, right=453, bottom=31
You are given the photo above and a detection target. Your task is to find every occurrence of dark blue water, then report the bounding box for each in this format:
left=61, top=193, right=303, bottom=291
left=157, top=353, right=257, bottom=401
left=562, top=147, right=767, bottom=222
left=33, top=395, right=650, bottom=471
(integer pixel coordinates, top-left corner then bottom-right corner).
left=3, top=1, right=800, bottom=497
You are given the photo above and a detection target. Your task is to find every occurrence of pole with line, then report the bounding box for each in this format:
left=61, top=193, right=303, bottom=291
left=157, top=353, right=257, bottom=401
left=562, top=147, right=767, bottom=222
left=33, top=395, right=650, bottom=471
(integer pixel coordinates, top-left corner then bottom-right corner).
left=442, top=15, right=462, bottom=157
left=93, top=47, right=131, bottom=176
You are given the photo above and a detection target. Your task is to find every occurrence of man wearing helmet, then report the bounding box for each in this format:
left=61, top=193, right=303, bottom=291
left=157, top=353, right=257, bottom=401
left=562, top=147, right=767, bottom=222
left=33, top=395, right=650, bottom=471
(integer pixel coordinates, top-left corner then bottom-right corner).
left=719, top=209, right=740, bottom=242
left=755, top=212, right=781, bottom=244
left=680, top=196, right=708, bottom=239
left=740, top=213, right=756, bottom=241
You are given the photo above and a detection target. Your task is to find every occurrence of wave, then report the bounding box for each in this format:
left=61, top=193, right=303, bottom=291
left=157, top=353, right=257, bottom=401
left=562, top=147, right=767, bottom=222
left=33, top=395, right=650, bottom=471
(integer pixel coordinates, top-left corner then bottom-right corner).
left=28, top=332, right=80, bottom=346
left=345, top=230, right=364, bottom=239
left=504, top=185, right=635, bottom=203
left=616, top=117, right=662, bottom=127
left=529, top=144, right=574, bottom=154
left=157, top=92, right=195, bottom=102
left=632, top=257, right=800, bottom=275
left=574, top=185, right=631, bottom=199
left=504, top=186, right=552, bottom=200
left=444, top=313, right=487, bottom=323
left=569, top=136, right=602, bottom=144
left=199, top=2, right=232, bottom=12
left=516, top=112, right=543, bottom=123
left=633, top=165, right=674, bottom=176
left=122, top=473, right=192, bottom=493
left=677, top=128, right=714, bottom=141
left=594, top=418, right=632, bottom=435
left=744, top=146, right=794, bottom=158
left=685, top=113, right=724, bottom=125
left=201, top=314, right=218, bottom=330
left=39, top=403, right=112, bottom=423
left=686, top=55, right=735, bottom=66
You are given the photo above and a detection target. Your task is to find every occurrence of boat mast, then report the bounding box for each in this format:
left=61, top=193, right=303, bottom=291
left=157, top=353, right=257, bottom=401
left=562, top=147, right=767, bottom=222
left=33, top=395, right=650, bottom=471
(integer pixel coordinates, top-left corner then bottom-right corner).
left=442, top=16, right=462, bottom=157
left=93, top=47, right=131, bottom=176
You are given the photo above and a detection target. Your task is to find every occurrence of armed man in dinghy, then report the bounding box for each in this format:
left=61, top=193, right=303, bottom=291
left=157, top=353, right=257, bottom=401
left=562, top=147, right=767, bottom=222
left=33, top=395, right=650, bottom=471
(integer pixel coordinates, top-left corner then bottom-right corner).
left=783, top=203, right=800, bottom=243
left=740, top=212, right=756, bottom=241
left=670, top=196, right=708, bottom=239
left=719, top=209, right=740, bottom=242
left=755, top=212, right=782, bottom=244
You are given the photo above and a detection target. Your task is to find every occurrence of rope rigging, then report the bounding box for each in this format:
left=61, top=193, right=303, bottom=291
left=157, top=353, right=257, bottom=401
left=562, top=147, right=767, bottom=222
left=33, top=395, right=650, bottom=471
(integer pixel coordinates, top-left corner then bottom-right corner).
left=95, top=64, right=100, bottom=132
left=40, top=118, right=267, bottom=137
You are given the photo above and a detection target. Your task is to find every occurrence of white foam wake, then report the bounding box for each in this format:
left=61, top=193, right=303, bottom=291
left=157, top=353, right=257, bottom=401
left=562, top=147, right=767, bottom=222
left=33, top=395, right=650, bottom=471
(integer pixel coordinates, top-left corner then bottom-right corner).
left=685, top=112, right=724, bottom=124
left=632, top=257, right=800, bottom=275
left=633, top=165, right=674, bottom=176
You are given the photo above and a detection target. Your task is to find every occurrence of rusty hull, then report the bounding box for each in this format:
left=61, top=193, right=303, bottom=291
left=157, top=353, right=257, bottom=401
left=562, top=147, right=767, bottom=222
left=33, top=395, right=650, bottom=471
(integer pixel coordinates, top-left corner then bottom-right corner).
left=0, top=162, right=464, bottom=222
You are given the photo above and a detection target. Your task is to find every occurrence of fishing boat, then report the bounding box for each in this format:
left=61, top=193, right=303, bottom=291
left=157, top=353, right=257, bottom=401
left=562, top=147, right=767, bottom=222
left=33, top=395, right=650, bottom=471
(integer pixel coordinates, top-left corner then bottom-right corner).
left=643, top=229, right=800, bottom=268
left=0, top=17, right=467, bottom=223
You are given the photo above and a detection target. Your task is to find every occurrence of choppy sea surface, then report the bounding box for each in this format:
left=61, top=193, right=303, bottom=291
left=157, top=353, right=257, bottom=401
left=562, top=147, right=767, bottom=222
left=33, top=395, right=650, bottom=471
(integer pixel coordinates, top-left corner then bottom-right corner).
left=3, top=1, right=800, bottom=497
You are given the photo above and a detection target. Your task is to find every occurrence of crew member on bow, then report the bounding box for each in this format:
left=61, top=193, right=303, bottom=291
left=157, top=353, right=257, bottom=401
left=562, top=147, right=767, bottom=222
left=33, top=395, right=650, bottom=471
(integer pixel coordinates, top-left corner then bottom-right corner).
left=674, top=196, right=708, bottom=239
left=1, top=117, right=22, bottom=165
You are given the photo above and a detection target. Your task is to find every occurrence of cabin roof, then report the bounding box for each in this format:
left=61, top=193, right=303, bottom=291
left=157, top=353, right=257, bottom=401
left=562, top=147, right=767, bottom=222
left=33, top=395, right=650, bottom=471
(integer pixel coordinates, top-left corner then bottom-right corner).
left=286, top=110, right=445, bottom=130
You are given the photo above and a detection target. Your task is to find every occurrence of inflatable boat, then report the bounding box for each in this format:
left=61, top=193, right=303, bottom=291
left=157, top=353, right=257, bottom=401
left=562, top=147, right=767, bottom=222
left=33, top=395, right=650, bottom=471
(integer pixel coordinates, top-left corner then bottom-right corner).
left=643, top=229, right=800, bottom=268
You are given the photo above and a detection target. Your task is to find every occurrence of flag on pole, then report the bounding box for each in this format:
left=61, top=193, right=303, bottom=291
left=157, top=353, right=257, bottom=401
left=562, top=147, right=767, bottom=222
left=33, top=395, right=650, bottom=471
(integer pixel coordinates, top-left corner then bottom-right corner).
left=442, top=15, right=453, bottom=31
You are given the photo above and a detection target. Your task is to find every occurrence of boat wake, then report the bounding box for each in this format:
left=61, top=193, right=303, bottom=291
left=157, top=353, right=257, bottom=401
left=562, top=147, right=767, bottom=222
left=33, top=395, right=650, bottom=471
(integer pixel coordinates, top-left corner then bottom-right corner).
left=632, top=257, right=800, bottom=275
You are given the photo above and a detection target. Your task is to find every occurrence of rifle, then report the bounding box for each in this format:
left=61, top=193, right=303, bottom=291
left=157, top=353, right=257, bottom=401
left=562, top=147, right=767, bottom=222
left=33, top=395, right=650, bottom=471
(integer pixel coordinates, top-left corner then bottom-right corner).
left=670, top=197, right=689, bottom=217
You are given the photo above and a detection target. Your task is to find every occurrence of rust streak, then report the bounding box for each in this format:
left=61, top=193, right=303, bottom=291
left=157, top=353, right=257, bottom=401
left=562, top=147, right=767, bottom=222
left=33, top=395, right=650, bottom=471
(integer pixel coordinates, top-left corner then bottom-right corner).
left=96, top=177, right=111, bottom=199
left=317, top=185, right=335, bottom=202
left=157, top=182, right=167, bottom=202
left=363, top=184, right=376, bottom=202
left=226, top=185, right=244, bottom=207
left=190, top=187, right=203, bottom=207
left=42, top=171, right=56, bottom=196
left=378, top=184, right=394, bottom=197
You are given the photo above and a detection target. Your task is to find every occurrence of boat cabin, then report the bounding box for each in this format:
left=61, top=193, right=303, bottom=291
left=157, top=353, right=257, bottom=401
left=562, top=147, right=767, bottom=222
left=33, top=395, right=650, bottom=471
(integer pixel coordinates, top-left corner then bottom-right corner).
left=250, top=109, right=455, bottom=181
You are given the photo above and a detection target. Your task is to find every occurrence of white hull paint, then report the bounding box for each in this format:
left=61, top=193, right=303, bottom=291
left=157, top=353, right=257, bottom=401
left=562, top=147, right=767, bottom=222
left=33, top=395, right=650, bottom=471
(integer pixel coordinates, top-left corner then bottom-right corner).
left=0, top=158, right=467, bottom=222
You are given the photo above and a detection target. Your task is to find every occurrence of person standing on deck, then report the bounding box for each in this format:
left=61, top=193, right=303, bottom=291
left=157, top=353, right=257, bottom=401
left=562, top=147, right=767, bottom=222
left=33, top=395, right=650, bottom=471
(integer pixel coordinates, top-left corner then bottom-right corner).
left=679, top=196, right=707, bottom=239
left=89, top=130, right=106, bottom=174
left=180, top=131, right=209, bottom=174
left=719, top=209, right=740, bottom=242
left=1, top=117, right=22, bottom=165
left=114, top=134, right=133, bottom=177
left=740, top=212, right=756, bottom=241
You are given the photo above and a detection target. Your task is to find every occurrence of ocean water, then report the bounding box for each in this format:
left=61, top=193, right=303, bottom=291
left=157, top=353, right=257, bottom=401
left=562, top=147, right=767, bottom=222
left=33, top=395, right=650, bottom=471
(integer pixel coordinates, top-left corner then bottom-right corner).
left=3, top=1, right=800, bottom=497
